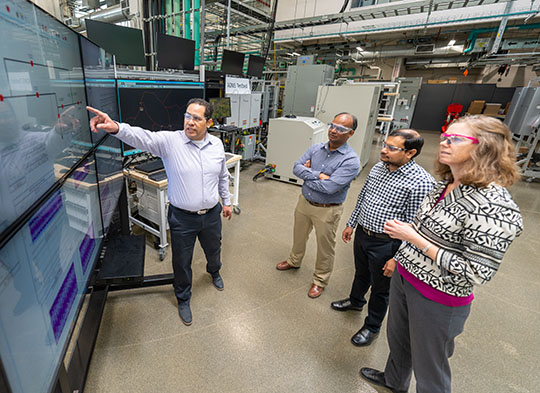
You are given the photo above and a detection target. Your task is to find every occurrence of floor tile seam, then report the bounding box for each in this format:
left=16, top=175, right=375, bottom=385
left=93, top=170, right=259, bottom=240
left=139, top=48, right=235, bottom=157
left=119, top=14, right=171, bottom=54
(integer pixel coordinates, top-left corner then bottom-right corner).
left=94, top=285, right=309, bottom=351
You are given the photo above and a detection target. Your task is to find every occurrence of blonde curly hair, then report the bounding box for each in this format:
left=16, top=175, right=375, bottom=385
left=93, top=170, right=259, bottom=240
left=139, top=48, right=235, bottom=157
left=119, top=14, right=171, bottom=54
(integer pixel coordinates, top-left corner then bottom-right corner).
left=435, top=115, right=521, bottom=187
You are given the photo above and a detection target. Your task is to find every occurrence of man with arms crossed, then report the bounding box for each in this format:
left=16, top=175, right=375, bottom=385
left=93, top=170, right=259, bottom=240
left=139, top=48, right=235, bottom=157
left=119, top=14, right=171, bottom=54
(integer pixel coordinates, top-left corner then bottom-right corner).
left=87, top=98, right=231, bottom=326
left=331, top=129, right=434, bottom=346
left=276, top=113, right=361, bottom=298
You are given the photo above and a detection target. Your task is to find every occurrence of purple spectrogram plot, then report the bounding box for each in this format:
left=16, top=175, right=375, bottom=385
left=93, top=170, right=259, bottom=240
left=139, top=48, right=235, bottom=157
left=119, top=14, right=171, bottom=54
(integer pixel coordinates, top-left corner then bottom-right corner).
left=28, top=191, right=63, bottom=242
left=49, top=264, right=78, bottom=344
left=79, top=228, right=96, bottom=274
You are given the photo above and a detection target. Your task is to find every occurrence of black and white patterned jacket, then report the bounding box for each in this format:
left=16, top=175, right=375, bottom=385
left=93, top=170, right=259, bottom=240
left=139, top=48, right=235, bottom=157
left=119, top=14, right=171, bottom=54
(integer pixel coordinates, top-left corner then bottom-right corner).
left=395, top=180, right=523, bottom=297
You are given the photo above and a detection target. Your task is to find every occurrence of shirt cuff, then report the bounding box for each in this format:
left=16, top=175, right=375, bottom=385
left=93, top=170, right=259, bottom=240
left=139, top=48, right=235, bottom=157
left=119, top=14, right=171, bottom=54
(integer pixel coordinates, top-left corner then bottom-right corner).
left=221, top=197, right=231, bottom=206
left=346, top=220, right=358, bottom=229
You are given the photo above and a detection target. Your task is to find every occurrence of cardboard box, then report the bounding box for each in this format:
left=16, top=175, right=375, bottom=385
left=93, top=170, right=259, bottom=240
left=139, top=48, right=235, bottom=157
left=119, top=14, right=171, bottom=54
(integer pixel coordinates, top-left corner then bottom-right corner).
left=467, top=100, right=485, bottom=114
left=427, top=79, right=448, bottom=84
left=483, top=103, right=502, bottom=115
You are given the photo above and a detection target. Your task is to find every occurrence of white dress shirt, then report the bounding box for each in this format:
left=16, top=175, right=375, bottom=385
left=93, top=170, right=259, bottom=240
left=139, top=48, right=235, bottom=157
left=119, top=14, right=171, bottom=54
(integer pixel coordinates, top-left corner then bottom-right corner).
left=116, top=123, right=230, bottom=211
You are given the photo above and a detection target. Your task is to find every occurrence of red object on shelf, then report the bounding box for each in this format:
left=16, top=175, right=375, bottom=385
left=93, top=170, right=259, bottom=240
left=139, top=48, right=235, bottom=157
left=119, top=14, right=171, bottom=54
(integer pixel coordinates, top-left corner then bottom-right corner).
left=441, top=103, right=463, bottom=132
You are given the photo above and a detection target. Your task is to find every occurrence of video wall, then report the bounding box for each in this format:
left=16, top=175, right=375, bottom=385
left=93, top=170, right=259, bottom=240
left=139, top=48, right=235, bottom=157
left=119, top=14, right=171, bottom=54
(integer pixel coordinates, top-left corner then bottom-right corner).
left=0, top=1, right=123, bottom=392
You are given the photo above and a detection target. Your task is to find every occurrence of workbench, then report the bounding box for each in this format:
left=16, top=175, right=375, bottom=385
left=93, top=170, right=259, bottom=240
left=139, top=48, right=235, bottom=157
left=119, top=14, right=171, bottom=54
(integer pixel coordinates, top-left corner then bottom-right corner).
left=123, top=153, right=242, bottom=260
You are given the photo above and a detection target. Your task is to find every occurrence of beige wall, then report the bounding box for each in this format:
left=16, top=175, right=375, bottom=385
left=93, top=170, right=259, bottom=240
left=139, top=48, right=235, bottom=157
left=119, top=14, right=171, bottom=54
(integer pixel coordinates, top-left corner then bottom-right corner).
left=31, top=0, right=62, bottom=20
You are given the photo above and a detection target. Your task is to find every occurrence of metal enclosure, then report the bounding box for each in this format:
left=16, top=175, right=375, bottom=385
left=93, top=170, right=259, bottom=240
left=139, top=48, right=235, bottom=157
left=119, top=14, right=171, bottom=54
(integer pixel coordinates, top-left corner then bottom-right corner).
left=250, top=93, right=262, bottom=128
left=226, top=94, right=240, bottom=126
left=505, top=87, right=540, bottom=136
left=239, top=94, right=251, bottom=129
left=266, top=117, right=327, bottom=185
left=262, top=81, right=279, bottom=123
left=283, top=65, right=334, bottom=117
left=392, top=77, right=422, bottom=130
left=315, top=84, right=381, bottom=168
left=240, top=134, right=256, bottom=160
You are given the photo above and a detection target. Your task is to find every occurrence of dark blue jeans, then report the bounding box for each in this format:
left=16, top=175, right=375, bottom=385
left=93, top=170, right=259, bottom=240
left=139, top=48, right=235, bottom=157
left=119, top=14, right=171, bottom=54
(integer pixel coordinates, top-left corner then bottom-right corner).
left=349, top=227, right=402, bottom=333
left=168, top=203, right=222, bottom=303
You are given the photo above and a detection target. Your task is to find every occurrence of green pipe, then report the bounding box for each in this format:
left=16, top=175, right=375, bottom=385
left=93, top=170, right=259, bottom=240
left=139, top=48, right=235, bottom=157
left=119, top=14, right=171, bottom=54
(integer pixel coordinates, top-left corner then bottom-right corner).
left=194, top=0, right=200, bottom=66
left=184, top=0, right=191, bottom=39
left=165, top=0, right=171, bottom=34
left=464, top=23, right=540, bottom=53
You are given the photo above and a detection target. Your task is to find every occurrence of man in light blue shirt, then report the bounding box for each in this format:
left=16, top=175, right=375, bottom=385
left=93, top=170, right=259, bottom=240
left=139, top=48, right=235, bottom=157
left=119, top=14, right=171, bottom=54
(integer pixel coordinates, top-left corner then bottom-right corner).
left=276, top=113, right=361, bottom=298
left=87, top=98, right=231, bottom=326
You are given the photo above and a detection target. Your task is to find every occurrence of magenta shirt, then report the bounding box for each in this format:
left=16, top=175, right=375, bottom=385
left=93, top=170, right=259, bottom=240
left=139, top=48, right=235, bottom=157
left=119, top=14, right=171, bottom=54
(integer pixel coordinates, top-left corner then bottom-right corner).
left=397, top=263, right=474, bottom=307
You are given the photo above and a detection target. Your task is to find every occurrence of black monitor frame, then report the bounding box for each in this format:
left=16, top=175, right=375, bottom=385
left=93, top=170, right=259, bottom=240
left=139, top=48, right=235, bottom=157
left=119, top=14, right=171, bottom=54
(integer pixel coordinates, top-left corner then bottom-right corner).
left=156, top=32, right=195, bottom=71
left=221, top=49, right=245, bottom=76
left=85, top=19, right=146, bottom=66
left=246, top=54, right=265, bottom=78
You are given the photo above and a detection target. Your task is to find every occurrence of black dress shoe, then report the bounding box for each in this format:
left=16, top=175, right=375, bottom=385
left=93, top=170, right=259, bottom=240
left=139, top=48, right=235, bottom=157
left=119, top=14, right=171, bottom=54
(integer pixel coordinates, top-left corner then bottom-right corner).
left=178, top=302, right=192, bottom=326
left=351, top=327, right=378, bottom=346
left=360, top=367, right=407, bottom=393
left=212, top=273, right=224, bottom=291
left=331, top=298, right=363, bottom=312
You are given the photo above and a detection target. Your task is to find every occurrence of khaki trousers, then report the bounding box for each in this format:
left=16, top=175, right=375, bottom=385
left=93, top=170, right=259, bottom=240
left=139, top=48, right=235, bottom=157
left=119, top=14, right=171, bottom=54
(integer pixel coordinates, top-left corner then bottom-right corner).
left=287, top=194, right=344, bottom=287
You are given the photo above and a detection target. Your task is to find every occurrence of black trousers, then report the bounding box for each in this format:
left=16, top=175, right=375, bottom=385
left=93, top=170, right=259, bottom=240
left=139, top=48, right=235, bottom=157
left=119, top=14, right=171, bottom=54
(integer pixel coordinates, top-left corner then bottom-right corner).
left=168, top=203, right=222, bottom=303
left=349, top=227, right=402, bottom=333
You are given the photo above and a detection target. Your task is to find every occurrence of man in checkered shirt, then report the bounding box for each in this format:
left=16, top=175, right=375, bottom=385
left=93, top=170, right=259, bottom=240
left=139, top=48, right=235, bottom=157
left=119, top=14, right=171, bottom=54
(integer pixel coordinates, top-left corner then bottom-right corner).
left=331, top=129, right=435, bottom=347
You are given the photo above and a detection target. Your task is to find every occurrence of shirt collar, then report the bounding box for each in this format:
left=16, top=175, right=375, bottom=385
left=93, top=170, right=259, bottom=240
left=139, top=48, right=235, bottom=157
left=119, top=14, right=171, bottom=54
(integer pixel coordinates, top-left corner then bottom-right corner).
left=322, top=142, right=348, bottom=155
left=180, top=130, right=213, bottom=146
left=383, top=158, right=416, bottom=173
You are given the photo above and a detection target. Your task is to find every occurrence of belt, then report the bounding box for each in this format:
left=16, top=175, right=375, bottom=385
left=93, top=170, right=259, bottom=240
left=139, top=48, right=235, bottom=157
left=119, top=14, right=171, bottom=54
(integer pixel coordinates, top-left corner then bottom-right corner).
left=175, top=204, right=217, bottom=215
left=307, top=200, right=342, bottom=208
left=360, top=226, right=391, bottom=240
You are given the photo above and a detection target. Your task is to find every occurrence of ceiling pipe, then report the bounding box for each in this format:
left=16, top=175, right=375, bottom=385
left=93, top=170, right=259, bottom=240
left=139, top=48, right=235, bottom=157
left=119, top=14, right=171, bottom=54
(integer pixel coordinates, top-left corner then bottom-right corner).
left=350, top=45, right=464, bottom=60
left=464, top=23, right=540, bottom=53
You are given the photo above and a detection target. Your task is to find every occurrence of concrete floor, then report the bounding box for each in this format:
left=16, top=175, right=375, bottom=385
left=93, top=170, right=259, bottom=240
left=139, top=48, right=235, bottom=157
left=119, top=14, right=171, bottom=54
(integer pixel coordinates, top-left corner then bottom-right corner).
left=84, top=130, right=540, bottom=393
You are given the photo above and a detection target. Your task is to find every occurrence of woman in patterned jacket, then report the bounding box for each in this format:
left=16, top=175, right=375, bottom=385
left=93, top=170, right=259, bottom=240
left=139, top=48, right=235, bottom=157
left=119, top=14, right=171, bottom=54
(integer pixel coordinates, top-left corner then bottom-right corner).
left=360, top=115, right=523, bottom=393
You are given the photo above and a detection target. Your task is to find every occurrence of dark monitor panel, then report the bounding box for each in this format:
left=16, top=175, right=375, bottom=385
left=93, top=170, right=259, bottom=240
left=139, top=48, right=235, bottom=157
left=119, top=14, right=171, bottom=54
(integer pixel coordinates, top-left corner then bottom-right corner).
left=221, top=49, right=245, bottom=75
left=210, top=97, right=232, bottom=119
left=117, top=80, right=205, bottom=155
left=80, top=35, right=120, bottom=146
left=85, top=19, right=146, bottom=66
left=156, top=33, right=195, bottom=70
left=247, top=55, right=265, bottom=78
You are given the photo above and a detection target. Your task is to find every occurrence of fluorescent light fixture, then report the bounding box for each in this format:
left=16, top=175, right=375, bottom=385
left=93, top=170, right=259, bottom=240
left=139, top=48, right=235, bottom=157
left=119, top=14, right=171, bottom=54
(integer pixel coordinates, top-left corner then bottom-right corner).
left=292, top=52, right=301, bottom=56
left=356, top=46, right=364, bottom=51
left=448, top=39, right=456, bottom=46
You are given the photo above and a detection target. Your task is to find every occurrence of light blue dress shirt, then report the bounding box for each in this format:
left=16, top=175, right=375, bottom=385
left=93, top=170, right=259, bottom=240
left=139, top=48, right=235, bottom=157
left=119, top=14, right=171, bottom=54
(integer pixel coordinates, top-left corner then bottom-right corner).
left=116, top=123, right=230, bottom=211
left=293, top=142, right=360, bottom=204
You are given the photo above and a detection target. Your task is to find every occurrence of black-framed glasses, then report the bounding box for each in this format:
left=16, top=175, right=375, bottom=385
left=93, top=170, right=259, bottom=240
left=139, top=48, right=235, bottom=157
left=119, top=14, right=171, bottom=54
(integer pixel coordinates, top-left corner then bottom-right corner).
left=328, top=122, right=353, bottom=134
left=184, top=112, right=206, bottom=123
left=382, top=141, right=407, bottom=152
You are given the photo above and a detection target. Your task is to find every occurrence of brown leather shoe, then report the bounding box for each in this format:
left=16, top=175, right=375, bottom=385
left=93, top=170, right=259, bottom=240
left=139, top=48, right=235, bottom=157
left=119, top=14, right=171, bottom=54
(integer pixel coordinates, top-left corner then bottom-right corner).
left=276, top=261, right=299, bottom=271
left=308, top=284, right=324, bottom=298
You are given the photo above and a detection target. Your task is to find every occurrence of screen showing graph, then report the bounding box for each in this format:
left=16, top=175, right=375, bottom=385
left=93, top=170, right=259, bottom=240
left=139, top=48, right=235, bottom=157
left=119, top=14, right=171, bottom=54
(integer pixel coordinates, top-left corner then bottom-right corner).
left=0, top=157, right=102, bottom=393
left=0, top=0, right=93, bottom=234
left=117, top=79, right=205, bottom=155
left=0, top=1, right=111, bottom=392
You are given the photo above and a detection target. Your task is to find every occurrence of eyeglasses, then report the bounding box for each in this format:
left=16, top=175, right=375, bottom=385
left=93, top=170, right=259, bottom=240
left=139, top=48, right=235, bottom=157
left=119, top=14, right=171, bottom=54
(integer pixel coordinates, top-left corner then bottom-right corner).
left=328, top=122, right=353, bottom=134
left=184, top=112, right=206, bottom=123
left=382, top=141, right=407, bottom=152
left=440, top=133, right=479, bottom=145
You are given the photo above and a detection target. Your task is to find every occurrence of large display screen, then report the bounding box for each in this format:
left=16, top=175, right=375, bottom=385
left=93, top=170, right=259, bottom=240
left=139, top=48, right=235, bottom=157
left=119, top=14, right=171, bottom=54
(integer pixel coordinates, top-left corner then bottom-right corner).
left=247, top=54, right=265, bottom=78
left=80, top=35, right=120, bottom=146
left=0, top=0, right=93, bottom=234
left=0, top=157, right=102, bottom=393
left=156, top=32, right=195, bottom=71
left=117, top=79, right=205, bottom=155
left=221, top=49, right=245, bottom=75
left=85, top=19, right=146, bottom=67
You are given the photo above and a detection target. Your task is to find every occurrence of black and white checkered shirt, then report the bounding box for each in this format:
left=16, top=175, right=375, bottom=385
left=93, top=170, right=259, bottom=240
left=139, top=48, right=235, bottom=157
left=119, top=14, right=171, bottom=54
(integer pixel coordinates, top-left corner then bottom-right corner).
left=346, top=160, right=435, bottom=233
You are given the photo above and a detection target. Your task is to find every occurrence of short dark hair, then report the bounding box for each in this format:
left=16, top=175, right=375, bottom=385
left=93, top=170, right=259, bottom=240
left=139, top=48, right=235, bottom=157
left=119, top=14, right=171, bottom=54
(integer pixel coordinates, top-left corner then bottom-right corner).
left=187, top=98, right=213, bottom=120
left=335, top=112, right=358, bottom=131
left=388, top=128, right=424, bottom=158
